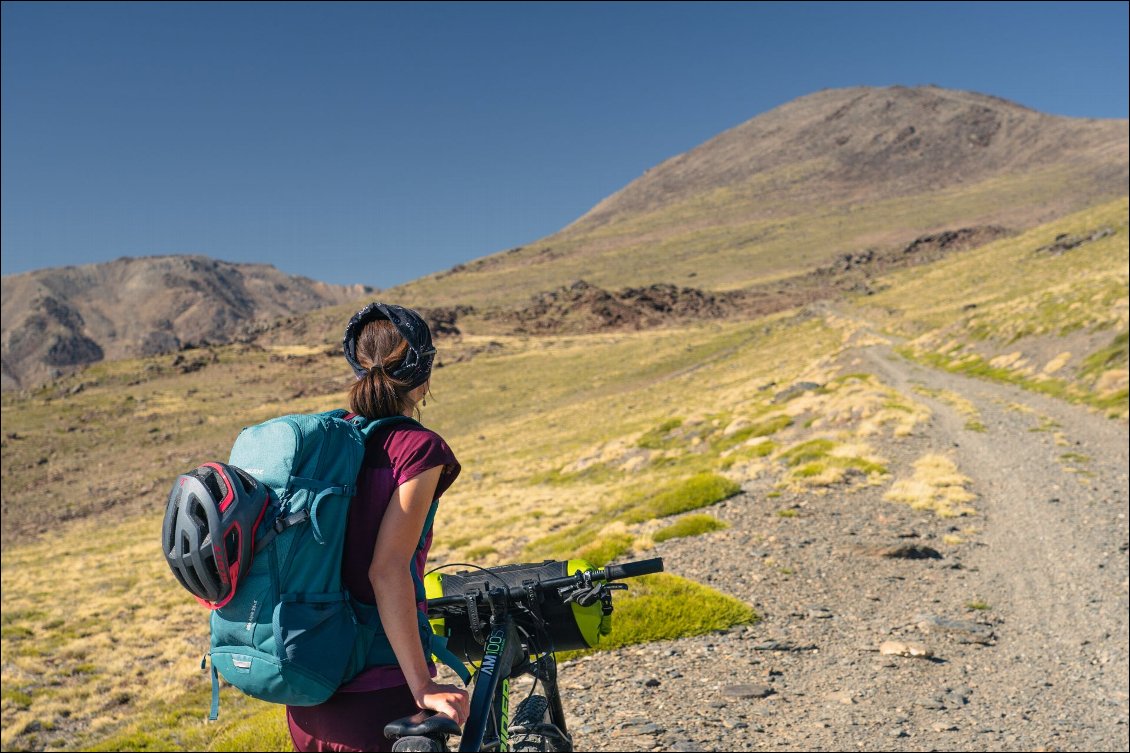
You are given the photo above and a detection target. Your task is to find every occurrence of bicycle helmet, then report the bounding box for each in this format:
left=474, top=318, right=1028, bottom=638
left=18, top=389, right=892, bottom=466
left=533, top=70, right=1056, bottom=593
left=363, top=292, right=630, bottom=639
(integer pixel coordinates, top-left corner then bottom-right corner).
left=162, top=462, right=270, bottom=609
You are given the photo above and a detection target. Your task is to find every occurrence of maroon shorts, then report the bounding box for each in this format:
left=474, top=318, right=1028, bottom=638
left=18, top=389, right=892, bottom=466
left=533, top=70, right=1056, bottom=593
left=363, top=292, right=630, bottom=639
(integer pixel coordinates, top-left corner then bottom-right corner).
left=287, top=684, right=420, bottom=752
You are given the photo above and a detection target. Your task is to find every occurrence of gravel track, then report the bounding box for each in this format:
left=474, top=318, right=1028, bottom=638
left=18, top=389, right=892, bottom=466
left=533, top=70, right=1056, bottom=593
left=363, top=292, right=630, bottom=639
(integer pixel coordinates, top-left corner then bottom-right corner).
left=548, top=343, right=1129, bottom=752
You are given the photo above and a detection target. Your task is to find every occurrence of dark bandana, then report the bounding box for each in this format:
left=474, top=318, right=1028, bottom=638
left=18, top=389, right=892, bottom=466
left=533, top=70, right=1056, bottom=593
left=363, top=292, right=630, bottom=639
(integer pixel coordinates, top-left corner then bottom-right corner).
left=342, top=302, right=436, bottom=388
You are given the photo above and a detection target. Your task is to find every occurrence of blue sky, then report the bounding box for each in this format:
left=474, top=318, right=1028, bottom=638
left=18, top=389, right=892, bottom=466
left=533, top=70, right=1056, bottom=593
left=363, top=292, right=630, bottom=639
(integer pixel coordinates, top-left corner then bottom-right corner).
left=2, top=1, right=1127, bottom=287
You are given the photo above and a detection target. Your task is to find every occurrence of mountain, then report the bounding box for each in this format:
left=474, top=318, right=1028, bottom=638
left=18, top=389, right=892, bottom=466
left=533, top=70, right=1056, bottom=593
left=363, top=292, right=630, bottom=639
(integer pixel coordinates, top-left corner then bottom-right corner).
left=0, top=255, right=371, bottom=390
left=398, top=85, right=1128, bottom=307
left=4, top=86, right=1126, bottom=389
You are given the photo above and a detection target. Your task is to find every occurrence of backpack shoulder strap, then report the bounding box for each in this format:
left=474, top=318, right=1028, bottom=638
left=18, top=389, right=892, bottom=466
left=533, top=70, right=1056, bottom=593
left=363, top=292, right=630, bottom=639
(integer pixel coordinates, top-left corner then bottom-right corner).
left=347, top=413, right=422, bottom=441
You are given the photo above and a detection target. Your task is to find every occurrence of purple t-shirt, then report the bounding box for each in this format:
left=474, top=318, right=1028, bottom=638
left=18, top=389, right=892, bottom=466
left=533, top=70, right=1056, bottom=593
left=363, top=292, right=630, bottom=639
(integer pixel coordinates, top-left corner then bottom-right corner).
left=340, top=421, right=460, bottom=692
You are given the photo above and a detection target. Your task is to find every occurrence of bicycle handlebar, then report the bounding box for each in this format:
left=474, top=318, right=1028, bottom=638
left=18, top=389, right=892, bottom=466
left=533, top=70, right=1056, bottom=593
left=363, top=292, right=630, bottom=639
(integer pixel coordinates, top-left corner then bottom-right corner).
left=426, top=557, right=664, bottom=611
left=604, top=557, right=664, bottom=581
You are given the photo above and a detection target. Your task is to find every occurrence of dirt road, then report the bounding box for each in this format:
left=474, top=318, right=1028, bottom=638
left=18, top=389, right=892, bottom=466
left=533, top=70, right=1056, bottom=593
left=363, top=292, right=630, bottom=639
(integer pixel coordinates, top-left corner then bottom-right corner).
left=562, top=341, right=1129, bottom=752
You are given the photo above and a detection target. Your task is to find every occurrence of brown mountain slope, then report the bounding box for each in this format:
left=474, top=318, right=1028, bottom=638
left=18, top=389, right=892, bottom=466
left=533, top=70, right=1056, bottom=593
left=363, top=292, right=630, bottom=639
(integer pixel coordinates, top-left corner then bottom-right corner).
left=0, top=256, right=371, bottom=390
left=579, top=85, right=1127, bottom=224
left=398, top=85, right=1128, bottom=307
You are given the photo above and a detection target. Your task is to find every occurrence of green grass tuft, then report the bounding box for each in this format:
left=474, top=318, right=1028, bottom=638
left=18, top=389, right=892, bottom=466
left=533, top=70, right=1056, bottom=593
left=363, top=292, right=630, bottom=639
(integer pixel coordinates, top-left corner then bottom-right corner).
left=652, top=514, right=729, bottom=543
left=593, top=574, right=756, bottom=650
left=577, top=534, right=635, bottom=567
left=636, top=418, right=685, bottom=449
left=711, top=415, right=793, bottom=452
left=524, top=473, right=740, bottom=561
left=1, top=624, right=35, bottom=640
left=1081, top=332, right=1129, bottom=379
left=622, top=473, right=741, bottom=523
left=778, top=438, right=836, bottom=467
left=2, top=687, right=33, bottom=708
left=793, top=461, right=827, bottom=478
left=209, top=707, right=291, bottom=752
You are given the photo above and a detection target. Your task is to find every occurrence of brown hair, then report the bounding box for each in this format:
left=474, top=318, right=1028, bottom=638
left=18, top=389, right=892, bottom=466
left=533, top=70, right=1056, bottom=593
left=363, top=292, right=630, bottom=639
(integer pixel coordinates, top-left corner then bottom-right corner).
left=347, top=319, right=424, bottom=419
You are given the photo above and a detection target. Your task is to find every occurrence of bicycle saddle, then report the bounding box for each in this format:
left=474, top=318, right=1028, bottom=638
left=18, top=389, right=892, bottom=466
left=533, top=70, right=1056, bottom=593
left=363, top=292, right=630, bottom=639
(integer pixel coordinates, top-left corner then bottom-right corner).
left=384, top=710, right=462, bottom=739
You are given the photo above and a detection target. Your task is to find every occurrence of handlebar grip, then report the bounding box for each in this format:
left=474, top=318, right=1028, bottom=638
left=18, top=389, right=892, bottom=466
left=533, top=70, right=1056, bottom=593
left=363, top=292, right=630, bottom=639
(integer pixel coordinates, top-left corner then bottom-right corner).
left=604, top=557, right=664, bottom=581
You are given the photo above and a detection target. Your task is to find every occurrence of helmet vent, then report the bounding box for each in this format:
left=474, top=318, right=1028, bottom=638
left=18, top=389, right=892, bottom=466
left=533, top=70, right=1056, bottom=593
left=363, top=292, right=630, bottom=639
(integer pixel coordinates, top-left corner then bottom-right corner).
left=201, top=470, right=226, bottom=503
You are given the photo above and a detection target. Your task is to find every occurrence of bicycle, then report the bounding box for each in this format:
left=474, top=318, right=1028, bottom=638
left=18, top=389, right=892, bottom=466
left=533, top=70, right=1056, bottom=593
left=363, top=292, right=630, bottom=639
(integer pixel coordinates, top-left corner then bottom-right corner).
left=384, top=557, right=665, bottom=752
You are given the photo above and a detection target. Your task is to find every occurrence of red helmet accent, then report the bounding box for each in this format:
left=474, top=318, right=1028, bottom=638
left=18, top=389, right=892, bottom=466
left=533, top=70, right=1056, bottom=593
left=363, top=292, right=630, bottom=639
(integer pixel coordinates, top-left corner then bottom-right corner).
left=162, top=463, right=270, bottom=609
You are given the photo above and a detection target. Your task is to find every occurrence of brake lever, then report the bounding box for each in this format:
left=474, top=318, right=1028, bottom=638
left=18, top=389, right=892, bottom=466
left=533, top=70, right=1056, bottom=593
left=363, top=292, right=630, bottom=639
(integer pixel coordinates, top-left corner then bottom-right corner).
left=571, top=582, right=627, bottom=607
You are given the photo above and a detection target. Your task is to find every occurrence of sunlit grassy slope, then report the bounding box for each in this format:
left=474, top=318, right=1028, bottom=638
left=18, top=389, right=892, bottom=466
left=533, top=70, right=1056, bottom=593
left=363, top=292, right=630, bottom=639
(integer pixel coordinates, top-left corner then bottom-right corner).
left=1, top=313, right=840, bottom=750
left=3, top=198, right=1127, bottom=750
left=3, top=294, right=943, bottom=750
left=394, top=165, right=1114, bottom=308
left=854, top=197, right=1129, bottom=418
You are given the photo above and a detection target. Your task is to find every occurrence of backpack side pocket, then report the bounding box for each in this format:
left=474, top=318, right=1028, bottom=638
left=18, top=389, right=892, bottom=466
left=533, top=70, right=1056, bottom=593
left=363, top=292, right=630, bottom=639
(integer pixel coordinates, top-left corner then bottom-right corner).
left=272, top=592, right=358, bottom=701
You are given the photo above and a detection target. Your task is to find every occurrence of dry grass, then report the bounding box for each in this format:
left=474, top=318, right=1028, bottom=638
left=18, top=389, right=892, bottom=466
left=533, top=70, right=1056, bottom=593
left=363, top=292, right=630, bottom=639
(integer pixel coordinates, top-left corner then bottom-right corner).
left=786, top=372, right=931, bottom=439
left=1, top=515, right=214, bottom=749
left=912, top=385, right=987, bottom=432
left=858, top=197, right=1129, bottom=418
left=884, top=454, right=977, bottom=518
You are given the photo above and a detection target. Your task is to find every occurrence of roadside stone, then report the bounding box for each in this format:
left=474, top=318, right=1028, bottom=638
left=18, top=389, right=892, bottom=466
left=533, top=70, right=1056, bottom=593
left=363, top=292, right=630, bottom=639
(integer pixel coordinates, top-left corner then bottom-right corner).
left=752, top=640, right=818, bottom=652
left=878, top=543, right=943, bottom=559
left=773, top=381, right=824, bottom=403
left=614, top=721, right=664, bottom=737
left=722, top=683, right=775, bottom=699
left=914, top=614, right=995, bottom=644
left=879, top=640, right=934, bottom=658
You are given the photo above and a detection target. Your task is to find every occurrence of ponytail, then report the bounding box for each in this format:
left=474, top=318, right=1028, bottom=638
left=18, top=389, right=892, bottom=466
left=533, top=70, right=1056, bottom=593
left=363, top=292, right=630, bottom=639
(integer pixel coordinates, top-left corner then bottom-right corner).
left=347, top=320, right=418, bottom=419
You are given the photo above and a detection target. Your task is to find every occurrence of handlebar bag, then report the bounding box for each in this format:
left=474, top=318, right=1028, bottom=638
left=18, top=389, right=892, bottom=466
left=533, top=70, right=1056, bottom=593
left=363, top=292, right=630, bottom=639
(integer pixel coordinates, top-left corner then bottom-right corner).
left=424, top=559, right=612, bottom=660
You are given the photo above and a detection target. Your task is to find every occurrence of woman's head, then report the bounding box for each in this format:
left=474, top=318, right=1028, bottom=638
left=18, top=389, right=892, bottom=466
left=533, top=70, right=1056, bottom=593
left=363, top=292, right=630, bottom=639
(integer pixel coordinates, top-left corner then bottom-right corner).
left=343, top=303, right=435, bottom=419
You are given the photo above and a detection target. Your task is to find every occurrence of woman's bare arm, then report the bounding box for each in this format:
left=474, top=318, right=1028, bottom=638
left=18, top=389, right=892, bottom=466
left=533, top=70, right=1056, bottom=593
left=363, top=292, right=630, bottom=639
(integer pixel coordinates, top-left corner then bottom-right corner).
left=370, top=465, right=469, bottom=723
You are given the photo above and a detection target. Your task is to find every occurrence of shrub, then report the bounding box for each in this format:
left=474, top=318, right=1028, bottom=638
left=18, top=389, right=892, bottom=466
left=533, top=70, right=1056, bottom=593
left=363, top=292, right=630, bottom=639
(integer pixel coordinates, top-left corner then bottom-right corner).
left=587, top=574, right=756, bottom=651
left=623, top=473, right=741, bottom=523
left=652, top=514, right=729, bottom=543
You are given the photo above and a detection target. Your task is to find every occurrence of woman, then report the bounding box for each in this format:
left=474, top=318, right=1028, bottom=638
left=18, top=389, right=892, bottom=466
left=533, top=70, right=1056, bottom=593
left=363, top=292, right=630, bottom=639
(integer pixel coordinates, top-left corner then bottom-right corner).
left=287, top=302, right=470, bottom=752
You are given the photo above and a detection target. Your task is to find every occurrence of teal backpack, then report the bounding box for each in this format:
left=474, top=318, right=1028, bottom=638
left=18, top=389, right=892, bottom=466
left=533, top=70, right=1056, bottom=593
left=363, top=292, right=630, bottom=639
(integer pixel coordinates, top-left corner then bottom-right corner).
left=205, top=409, right=470, bottom=720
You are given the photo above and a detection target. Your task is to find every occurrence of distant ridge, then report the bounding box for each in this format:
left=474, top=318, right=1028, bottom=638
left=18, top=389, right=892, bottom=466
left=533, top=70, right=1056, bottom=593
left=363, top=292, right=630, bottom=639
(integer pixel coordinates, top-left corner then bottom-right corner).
left=0, top=255, right=371, bottom=390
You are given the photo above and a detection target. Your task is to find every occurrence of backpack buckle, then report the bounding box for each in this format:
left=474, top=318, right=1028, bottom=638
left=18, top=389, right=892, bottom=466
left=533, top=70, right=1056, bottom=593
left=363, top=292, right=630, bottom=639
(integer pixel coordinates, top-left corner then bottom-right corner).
left=275, top=510, right=310, bottom=533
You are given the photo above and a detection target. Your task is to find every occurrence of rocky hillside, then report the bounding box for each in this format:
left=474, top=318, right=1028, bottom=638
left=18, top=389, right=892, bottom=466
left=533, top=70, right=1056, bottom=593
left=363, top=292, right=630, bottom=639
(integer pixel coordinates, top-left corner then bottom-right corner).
left=399, top=85, right=1128, bottom=307
left=0, top=256, right=371, bottom=390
